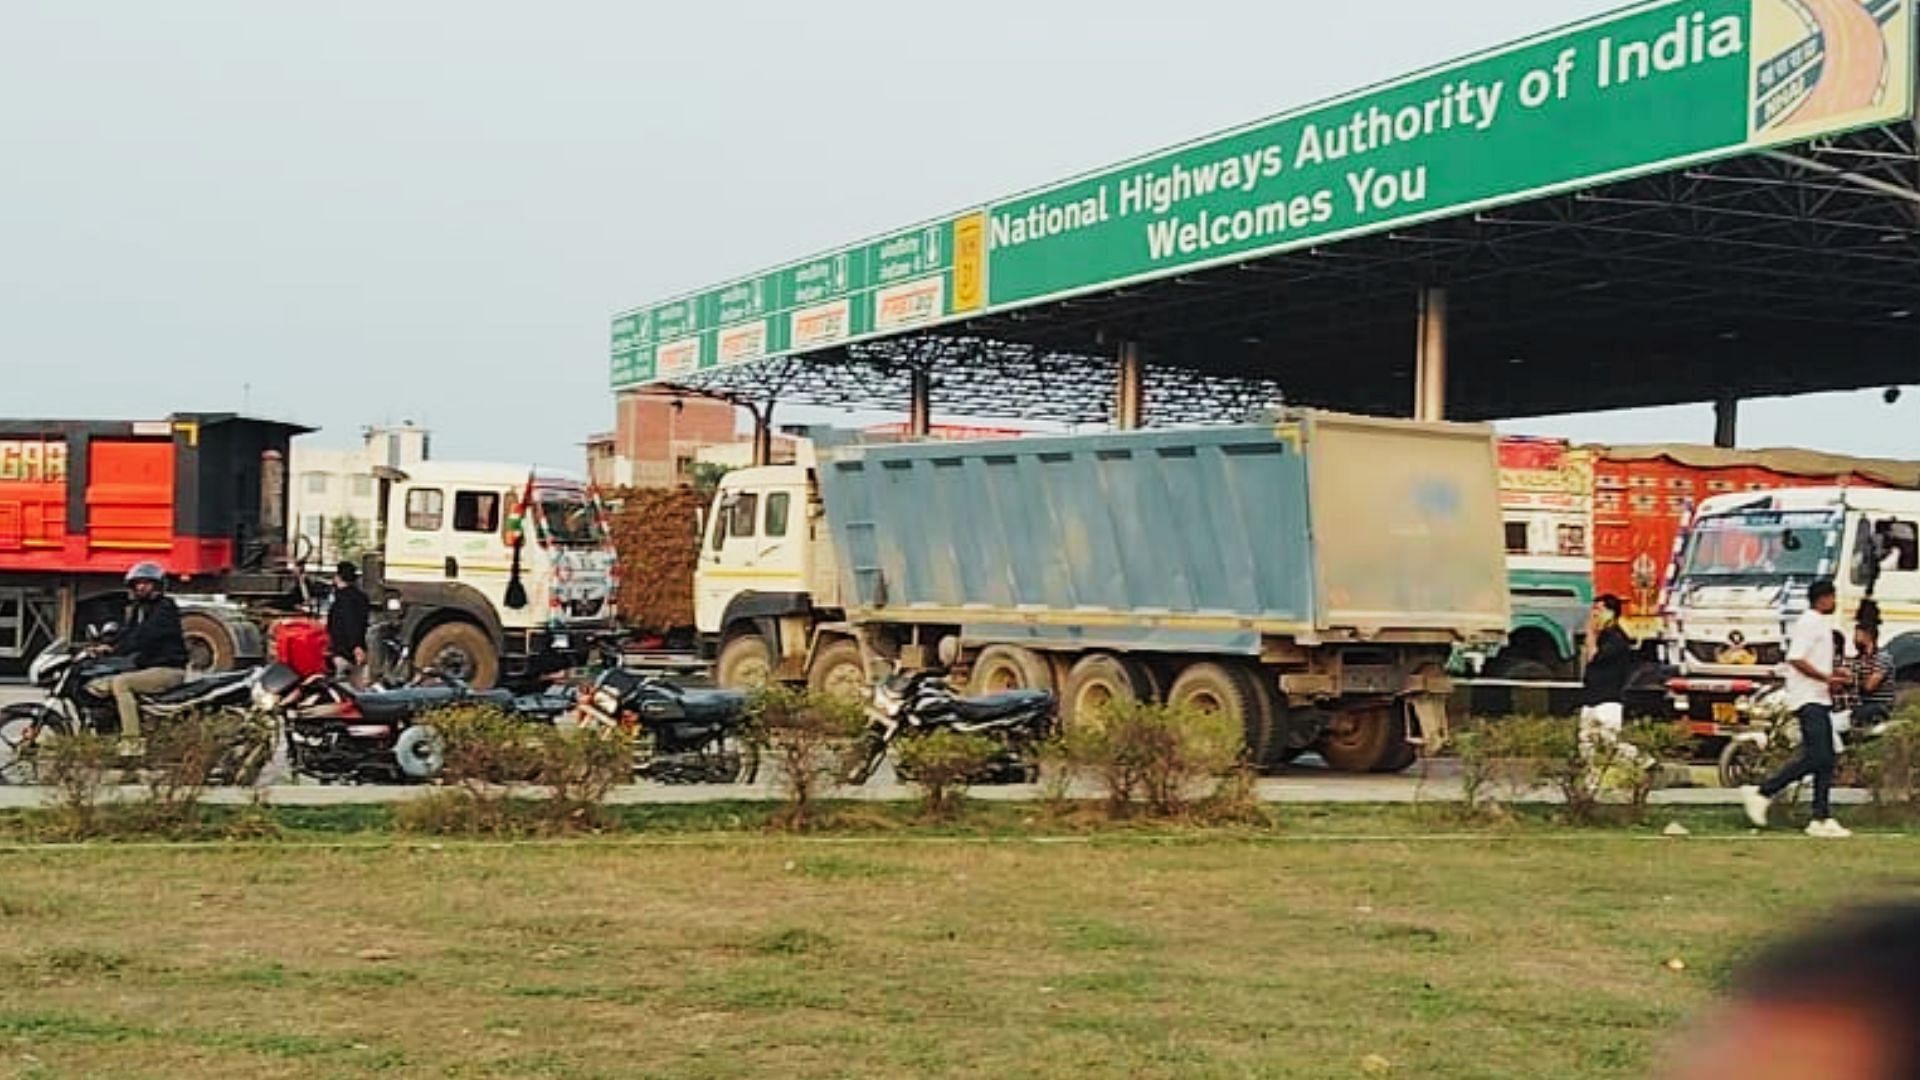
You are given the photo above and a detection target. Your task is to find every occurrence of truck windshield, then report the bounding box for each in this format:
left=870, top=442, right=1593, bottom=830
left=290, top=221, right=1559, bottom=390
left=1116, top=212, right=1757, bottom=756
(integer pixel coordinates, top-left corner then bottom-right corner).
left=1679, top=511, right=1838, bottom=581
left=536, top=495, right=606, bottom=546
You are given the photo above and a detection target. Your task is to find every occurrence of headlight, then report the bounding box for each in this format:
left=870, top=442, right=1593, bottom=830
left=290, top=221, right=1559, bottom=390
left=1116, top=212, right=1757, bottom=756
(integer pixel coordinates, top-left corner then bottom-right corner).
left=251, top=682, right=280, bottom=711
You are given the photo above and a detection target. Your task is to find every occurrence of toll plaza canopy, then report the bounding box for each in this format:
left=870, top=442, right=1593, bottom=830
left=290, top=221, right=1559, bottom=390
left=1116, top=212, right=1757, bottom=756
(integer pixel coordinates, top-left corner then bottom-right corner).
left=611, top=0, right=1920, bottom=427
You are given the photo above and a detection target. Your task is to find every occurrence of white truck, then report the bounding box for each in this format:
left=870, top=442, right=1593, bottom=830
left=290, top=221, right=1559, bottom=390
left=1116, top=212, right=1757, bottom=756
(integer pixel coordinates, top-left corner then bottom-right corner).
left=360, top=462, right=619, bottom=689
left=1665, top=486, right=1920, bottom=734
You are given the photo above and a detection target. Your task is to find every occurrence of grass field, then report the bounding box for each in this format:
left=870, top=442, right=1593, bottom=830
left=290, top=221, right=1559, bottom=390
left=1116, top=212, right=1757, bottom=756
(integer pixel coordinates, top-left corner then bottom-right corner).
left=0, top=813, right=1916, bottom=1078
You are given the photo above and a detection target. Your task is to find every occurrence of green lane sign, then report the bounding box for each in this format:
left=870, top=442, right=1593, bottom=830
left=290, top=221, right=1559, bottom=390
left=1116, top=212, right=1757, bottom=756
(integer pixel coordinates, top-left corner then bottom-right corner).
left=613, top=0, right=1915, bottom=389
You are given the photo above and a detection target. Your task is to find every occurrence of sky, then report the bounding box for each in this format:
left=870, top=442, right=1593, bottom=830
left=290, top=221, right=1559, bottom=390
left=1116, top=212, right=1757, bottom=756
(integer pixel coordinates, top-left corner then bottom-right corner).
left=3, top=1, right=1915, bottom=468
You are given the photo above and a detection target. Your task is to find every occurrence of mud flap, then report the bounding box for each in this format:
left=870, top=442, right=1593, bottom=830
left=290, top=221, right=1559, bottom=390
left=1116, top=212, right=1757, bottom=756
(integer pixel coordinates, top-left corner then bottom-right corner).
left=1409, top=693, right=1450, bottom=757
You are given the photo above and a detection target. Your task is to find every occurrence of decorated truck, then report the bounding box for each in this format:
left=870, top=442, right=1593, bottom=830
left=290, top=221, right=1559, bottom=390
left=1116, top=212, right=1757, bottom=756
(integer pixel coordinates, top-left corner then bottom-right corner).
left=692, top=412, right=1509, bottom=773
left=1469, top=440, right=1920, bottom=698
left=0, top=415, right=616, bottom=689
left=1663, top=485, right=1920, bottom=737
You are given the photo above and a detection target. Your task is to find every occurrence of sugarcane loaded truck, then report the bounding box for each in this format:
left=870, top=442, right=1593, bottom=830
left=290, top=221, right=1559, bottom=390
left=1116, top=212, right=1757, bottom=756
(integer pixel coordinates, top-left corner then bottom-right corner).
left=693, top=412, right=1509, bottom=773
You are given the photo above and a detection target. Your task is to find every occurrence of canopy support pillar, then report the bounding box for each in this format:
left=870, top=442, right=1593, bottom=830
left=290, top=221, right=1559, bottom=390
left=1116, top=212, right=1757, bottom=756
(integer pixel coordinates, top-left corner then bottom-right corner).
left=748, top=400, right=775, bottom=466
left=1414, top=287, right=1449, bottom=422
left=1116, top=341, right=1144, bottom=430
left=1714, top=397, right=1739, bottom=449
left=909, top=369, right=932, bottom=438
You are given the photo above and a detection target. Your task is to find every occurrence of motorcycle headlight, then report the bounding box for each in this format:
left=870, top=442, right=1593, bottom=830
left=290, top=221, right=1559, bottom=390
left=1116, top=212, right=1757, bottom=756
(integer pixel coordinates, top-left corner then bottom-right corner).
left=251, top=682, right=281, bottom=711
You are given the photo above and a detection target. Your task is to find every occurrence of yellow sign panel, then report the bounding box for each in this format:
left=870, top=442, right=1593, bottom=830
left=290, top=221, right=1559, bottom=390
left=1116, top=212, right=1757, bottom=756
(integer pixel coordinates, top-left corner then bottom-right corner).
left=0, top=439, right=68, bottom=484
left=951, top=211, right=987, bottom=314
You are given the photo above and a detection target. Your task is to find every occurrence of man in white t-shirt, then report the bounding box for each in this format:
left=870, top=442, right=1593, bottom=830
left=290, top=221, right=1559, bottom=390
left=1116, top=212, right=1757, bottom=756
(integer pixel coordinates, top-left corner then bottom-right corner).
left=1741, top=579, right=1850, bottom=838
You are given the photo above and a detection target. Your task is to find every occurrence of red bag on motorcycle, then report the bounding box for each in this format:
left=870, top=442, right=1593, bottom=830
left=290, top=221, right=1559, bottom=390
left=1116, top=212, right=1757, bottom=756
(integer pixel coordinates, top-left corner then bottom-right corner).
left=274, top=617, right=330, bottom=679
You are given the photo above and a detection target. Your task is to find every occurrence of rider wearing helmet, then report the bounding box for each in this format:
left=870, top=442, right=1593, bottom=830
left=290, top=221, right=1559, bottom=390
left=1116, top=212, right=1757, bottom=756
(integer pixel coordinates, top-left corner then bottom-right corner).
left=85, top=561, right=189, bottom=752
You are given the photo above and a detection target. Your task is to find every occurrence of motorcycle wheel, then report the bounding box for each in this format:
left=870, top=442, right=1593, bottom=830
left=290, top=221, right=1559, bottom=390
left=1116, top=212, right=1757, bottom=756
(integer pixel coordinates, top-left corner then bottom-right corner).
left=395, top=725, right=447, bottom=781
left=1717, top=738, right=1768, bottom=790
left=0, top=705, right=70, bottom=786
left=843, top=736, right=889, bottom=786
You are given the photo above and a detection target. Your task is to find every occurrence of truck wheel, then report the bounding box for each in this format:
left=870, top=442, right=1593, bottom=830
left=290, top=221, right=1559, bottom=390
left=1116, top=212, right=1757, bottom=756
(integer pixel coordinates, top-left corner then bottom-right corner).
left=968, top=645, right=1055, bottom=696
left=1061, top=653, right=1155, bottom=732
left=1318, top=706, right=1410, bottom=773
left=415, top=622, right=500, bottom=690
left=1166, top=662, right=1261, bottom=764
left=807, top=639, right=868, bottom=701
left=717, top=635, right=773, bottom=691
left=180, top=612, right=237, bottom=675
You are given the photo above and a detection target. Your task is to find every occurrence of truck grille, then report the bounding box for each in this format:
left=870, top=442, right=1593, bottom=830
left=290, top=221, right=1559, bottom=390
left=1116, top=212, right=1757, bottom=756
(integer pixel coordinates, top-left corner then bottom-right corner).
left=1686, top=640, right=1782, bottom=667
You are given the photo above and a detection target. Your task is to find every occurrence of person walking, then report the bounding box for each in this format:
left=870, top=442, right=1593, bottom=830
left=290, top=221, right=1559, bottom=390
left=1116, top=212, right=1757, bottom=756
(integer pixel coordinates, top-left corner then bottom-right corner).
left=1578, top=594, right=1638, bottom=772
left=1742, top=579, right=1850, bottom=838
left=326, top=561, right=372, bottom=687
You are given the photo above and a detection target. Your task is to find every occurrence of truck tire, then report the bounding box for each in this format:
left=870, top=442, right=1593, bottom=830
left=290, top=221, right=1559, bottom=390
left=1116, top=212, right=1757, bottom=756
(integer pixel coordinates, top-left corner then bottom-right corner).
left=1318, top=706, right=1411, bottom=773
left=807, top=639, right=868, bottom=701
left=415, top=622, right=500, bottom=690
left=717, top=635, right=773, bottom=691
left=180, top=612, right=237, bottom=675
left=1166, top=662, right=1261, bottom=765
left=1243, top=673, right=1290, bottom=773
left=968, top=645, right=1055, bottom=696
left=1061, top=653, right=1156, bottom=732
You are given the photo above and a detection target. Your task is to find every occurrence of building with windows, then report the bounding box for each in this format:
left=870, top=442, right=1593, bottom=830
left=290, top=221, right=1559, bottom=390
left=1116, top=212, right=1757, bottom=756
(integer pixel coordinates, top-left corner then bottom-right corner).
left=289, top=424, right=431, bottom=564
left=590, top=389, right=742, bottom=489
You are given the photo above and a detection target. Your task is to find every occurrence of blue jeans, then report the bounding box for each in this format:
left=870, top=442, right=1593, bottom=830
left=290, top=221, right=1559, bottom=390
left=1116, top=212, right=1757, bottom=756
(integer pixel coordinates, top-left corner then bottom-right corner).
left=1760, top=704, right=1836, bottom=820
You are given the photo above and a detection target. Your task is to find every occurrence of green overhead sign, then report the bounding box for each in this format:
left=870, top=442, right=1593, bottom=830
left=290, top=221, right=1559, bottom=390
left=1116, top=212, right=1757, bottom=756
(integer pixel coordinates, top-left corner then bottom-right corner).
left=613, top=0, right=1916, bottom=388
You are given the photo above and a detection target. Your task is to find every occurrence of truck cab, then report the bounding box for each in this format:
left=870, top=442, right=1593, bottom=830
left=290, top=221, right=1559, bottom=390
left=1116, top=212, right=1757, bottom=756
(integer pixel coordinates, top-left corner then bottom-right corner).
left=366, top=462, right=618, bottom=688
left=694, top=463, right=841, bottom=688
left=1666, top=487, right=1920, bottom=728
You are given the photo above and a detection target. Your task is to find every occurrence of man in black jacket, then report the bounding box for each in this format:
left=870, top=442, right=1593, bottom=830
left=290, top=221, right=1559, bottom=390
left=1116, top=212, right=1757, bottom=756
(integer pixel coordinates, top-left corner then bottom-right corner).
left=327, top=561, right=372, bottom=687
left=86, top=561, right=188, bottom=752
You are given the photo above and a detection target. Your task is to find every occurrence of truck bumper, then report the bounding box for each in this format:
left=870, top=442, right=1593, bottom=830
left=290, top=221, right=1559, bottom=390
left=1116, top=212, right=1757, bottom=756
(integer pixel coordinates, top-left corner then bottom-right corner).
left=1666, top=675, right=1775, bottom=738
left=503, top=626, right=618, bottom=679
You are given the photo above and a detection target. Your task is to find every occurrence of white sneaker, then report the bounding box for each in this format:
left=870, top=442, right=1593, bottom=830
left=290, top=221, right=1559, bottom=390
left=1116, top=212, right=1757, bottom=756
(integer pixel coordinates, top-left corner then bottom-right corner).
left=1739, top=785, right=1771, bottom=828
left=1805, top=819, right=1853, bottom=839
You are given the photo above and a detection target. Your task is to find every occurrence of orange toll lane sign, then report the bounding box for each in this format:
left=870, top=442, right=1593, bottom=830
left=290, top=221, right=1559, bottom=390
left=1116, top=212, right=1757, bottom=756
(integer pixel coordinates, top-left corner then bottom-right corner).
left=0, top=439, right=68, bottom=484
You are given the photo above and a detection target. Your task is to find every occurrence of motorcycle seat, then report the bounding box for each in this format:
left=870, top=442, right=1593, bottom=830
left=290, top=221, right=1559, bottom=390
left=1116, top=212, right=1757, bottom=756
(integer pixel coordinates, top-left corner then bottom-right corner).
left=137, top=670, right=253, bottom=705
left=347, top=686, right=515, bottom=721
left=949, top=689, right=1053, bottom=722
left=668, top=687, right=748, bottom=722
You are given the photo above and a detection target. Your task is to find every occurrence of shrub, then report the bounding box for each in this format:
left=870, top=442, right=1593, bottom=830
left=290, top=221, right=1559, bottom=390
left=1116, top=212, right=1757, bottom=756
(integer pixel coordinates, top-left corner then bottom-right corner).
left=894, top=730, right=999, bottom=820
left=39, top=733, right=116, bottom=840
left=1861, top=707, right=1920, bottom=814
left=1062, top=699, right=1243, bottom=819
left=746, top=686, right=865, bottom=830
left=399, top=706, right=635, bottom=836
left=413, top=706, right=546, bottom=836
left=1453, top=715, right=1683, bottom=824
left=537, top=725, right=634, bottom=833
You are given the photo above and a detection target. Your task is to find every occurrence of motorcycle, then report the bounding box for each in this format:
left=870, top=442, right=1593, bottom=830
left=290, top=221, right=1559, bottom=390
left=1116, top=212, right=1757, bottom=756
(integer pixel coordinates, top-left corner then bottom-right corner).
left=1716, top=683, right=1908, bottom=788
left=566, top=662, right=759, bottom=784
left=0, top=636, right=275, bottom=785
left=253, top=663, right=518, bottom=784
left=844, top=668, right=1056, bottom=786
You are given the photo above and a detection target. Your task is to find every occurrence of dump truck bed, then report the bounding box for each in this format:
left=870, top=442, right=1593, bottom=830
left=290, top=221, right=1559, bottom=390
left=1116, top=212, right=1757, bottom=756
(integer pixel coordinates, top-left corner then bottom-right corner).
left=816, top=412, right=1508, bottom=649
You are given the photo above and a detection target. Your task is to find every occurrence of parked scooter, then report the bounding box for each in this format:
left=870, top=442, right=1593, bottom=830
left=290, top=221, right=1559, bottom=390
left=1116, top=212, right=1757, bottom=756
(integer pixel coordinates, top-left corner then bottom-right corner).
left=0, top=634, right=274, bottom=784
left=566, top=658, right=759, bottom=784
left=844, top=666, right=1056, bottom=786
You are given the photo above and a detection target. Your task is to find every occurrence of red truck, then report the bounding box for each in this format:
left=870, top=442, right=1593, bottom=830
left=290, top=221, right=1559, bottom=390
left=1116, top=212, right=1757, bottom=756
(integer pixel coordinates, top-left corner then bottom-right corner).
left=0, top=414, right=311, bottom=676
